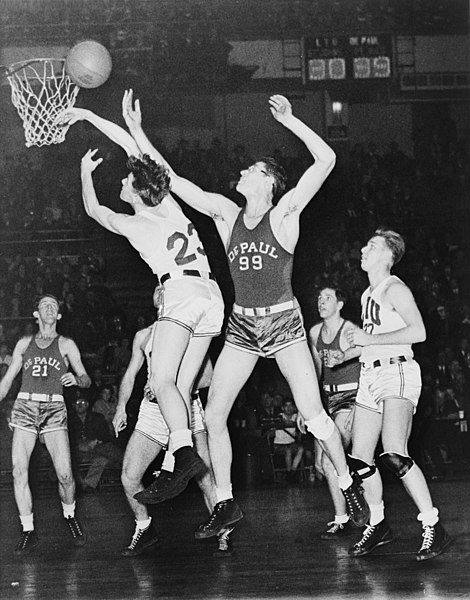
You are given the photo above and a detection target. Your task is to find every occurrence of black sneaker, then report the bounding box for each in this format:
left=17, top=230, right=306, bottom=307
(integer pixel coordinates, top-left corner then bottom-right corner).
left=320, top=520, right=355, bottom=540
left=65, top=516, right=87, bottom=547
left=349, top=519, right=393, bottom=556
left=416, top=521, right=452, bottom=562
left=341, top=475, right=370, bottom=527
left=14, top=530, right=39, bottom=554
left=213, top=527, right=234, bottom=558
left=120, top=525, right=159, bottom=557
left=195, top=500, right=243, bottom=540
left=134, top=448, right=207, bottom=504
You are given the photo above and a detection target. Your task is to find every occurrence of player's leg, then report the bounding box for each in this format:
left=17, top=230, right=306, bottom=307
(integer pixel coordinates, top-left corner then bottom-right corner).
left=44, top=433, right=83, bottom=543
left=194, top=345, right=258, bottom=538
left=137, top=333, right=212, bottom=502
left=320, top=410, right=355, bottom=539
left=120, top=431, right=162, bottom=556
left=347, top=404, right=393, bottom=556
left=380, top=398, right=451, bottom=560
left=44, top=429, right=86, bottom=546
left=11, top=428, right=39, bottom=553
left=274, top=341, right=369, bottom=526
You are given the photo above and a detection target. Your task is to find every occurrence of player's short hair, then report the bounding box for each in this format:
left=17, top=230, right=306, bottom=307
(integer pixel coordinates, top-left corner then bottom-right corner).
left=35, top=294, right=60, bottom=310
left=374, top=228, right=406, bottom=265
left=319, top=285, right=348, bottom=306
left=259, top=156, right=287, bottom=205
left=127, top=154, right=171, bottom=207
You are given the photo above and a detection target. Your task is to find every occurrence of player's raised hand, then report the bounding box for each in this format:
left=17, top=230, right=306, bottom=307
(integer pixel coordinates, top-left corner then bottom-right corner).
left=269, top=94, right=293, bottom=123
left=81, top=149, right=103, bottom=173
left=122, top=88, right=142, bottom=131
left=56, top=107, right=88, bottom=126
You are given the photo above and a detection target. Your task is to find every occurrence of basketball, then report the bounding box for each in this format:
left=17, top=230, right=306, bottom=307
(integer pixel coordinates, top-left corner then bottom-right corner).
left=65, top=40, right=112, bottom=89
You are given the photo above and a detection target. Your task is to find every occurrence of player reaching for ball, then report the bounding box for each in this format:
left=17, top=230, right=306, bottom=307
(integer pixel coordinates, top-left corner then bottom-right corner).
left=119, top=90, right=370, bottom=537
left=59, top=106, right=225, bottom=503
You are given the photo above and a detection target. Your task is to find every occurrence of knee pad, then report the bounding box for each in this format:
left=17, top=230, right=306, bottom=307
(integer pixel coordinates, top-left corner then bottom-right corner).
left=380, top=452, right=414, bottom=478
left=305, top=411, right=335, bottom=441
left=347, top=454, right=376, bottom=480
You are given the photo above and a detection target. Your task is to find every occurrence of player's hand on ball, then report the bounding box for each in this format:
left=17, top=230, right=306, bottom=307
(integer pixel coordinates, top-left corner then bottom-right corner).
left=81, top=149, right=103, bottom=173
left=122, top=89, right=142, bottom=130
left=269, top=95, right=293, bottom=123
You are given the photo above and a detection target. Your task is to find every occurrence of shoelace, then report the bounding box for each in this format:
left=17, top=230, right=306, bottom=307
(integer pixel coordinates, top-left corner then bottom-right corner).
left=355, top=524, right=375, bottom=547
left=202, top=502, right=225, bottom=529
left=19, top=531, right=33, bottom=549
left=128, top=529, right=144, bottom=550
left=419, top=526, right=434, bottom=551
left=67, top=517, right=83, bottom=538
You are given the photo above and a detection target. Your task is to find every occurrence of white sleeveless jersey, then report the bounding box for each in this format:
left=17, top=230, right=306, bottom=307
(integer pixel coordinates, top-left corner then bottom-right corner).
left=138, top=203, right=211, bottom=278
left=360, top=275, right=413, bottom=362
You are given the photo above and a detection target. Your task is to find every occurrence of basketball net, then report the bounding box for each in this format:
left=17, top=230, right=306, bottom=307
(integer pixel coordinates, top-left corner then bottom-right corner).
left=6, top=58, right=79, bottom=148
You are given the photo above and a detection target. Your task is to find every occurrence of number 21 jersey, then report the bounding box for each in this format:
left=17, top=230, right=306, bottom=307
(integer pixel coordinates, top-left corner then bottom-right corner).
left=20, top=336, right=67, bottom=396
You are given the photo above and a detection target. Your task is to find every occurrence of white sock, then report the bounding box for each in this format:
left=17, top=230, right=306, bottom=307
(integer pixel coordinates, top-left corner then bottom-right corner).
left=418, top=507, right=439, bottom=527
left=161, top=449, right=175, bottom=472
left=169, top=429, right=192, bottom=452
left=337, top=471, right=353, bottom=490
left=335, top=514, right=349, bottom=524
left=20, top=514, right=34, bottom=532
left=369, top=502, right=385, bottom=526
left=216, top=486, right=233, bottom=504
left=136, top=517, right=151, bottom=531
left=62, top=501, right=76, bottom=519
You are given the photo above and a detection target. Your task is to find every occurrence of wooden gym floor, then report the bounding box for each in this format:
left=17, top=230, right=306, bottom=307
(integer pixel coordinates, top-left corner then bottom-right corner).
left=0, top=477, right=469, bottom=600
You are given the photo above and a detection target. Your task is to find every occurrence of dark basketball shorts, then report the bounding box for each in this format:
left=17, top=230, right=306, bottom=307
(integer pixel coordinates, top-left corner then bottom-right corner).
left=323, top=389, right=357, bottom=417
left=225, top=304, right=307, bottom=358
left=9, top=397, right=68, bottom=435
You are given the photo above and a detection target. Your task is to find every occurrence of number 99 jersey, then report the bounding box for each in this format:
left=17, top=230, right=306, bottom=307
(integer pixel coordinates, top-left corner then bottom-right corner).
left=226, top=208, right=294, bottom=308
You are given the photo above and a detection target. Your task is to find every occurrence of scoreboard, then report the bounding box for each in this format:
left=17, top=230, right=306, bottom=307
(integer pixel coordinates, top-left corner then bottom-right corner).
left=305, top=35, right=392, bottom=81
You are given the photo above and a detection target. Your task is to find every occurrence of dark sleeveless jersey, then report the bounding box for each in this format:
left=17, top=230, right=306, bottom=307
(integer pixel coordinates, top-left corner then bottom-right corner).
left=315, top=321, right=360, bottom=386
left=20, top=336, right=67, bottom=396
left=226, top=209, right=294, bottom=307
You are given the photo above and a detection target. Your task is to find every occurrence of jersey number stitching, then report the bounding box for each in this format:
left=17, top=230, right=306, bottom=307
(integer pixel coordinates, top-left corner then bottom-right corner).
left=167, top=223, right=206, bottom=266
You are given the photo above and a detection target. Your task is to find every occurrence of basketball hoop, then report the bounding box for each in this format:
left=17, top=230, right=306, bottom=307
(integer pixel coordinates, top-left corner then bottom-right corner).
left=5, top=58, right=79, bottom=148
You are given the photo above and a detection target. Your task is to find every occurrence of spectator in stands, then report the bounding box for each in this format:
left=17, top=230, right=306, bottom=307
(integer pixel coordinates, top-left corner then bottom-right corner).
left=69, top=394, right=123, bottom=492
left=273, top=398, right=304, bottom=483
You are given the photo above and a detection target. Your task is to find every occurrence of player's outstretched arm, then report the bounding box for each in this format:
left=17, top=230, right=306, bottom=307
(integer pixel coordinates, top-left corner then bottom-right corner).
left=80, top=149, right=129, bottom=234
left=122, top=89, right=239, bottom=240
left=270, top=95, right=336, bottom=215
left=59, top=107, right=140, bottom=157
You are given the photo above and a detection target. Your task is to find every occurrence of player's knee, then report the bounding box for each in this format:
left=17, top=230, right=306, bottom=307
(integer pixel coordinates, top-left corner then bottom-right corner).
left=380, top=452, right=414, bottom=478
left=305, top=411, right=335, bottom=441
left=12, top=463, right=29, bottom=484
left=347, top=454, right=376, bottom=479
left=56, top=469, right=74, bottom=487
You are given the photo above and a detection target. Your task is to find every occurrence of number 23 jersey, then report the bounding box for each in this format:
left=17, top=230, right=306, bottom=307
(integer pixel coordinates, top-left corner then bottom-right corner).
left=138, top=204, right=210, bottom=278
left=20, top=336, right=67, bottom=396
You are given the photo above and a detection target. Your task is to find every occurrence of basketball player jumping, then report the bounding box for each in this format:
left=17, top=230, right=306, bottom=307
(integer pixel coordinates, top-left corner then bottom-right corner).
left=0, top=295, right=91, bottom=553
left=120, top=90, right=369, bottom=536
left=60, top=107, right=225, bottom=502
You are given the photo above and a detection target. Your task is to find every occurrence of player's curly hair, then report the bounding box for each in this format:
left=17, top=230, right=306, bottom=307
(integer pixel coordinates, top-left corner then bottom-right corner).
left=259, top=156, right=287, bottom=205
left=374, top=228, right=406, bottom=265
left=127, top=154, right=171, bottom=207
